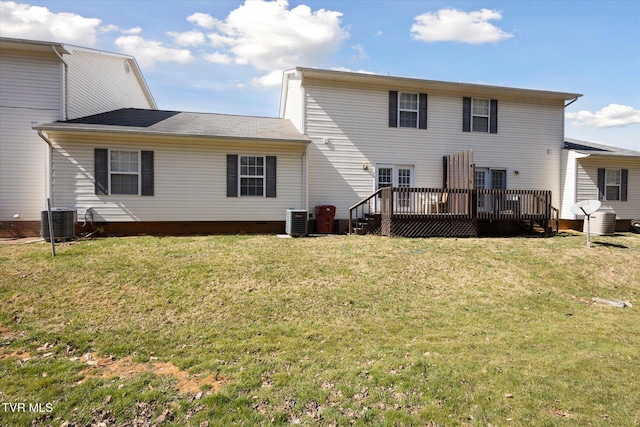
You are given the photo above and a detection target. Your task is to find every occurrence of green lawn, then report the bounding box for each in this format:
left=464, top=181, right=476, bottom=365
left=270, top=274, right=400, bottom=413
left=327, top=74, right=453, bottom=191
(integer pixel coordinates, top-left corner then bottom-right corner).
left=1, top=233, right=639, bottom=426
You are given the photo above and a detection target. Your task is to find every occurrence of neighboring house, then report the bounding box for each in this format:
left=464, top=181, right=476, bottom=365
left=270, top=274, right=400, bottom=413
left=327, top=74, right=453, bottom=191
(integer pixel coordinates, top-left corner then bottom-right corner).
left=32, top=108, right=310, bottom=235
left=280, top=67, right=583, bottom=235
left=0, top=37, right=156, bottom=237
left=561, top=138, right=640, bottom=227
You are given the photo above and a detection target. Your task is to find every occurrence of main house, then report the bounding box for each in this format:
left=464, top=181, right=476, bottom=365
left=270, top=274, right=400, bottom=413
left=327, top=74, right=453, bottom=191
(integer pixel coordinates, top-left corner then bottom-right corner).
left=0, top=37, right=156, bottom=237
left=2, top=40, right=637, bottom=237
left=279, top=68, right=638, bottom=235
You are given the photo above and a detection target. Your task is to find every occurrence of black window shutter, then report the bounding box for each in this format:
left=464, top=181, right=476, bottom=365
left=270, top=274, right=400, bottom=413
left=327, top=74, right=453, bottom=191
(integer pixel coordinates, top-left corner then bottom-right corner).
left=266, top=156, right=277, bottom=198
left=419, top=93, right=428, bottom=129
left=94, top=148, right=108, bottom=195
left=462, top=97, right=471, bottom=132
left=227, top=154, right=238, bottom=197
left=389, top=91, right=398, bottom=128
left=621, top=169, right=628, bottom=201
left=490, top=99, right=498, bottom=134
left=597, top=168, right=605, bottom=201
left=141, top=151, right=154, bottom=196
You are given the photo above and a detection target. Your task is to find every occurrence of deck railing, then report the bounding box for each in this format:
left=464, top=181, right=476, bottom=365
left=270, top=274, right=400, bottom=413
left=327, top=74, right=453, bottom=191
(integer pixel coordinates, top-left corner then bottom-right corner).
left=382, top=187, right=473, bottom=219
left=348, top=188, right=383, bottom=235
left=475, top=189, right=551, bottom=220
left=350, top=188, right=553, bottom=234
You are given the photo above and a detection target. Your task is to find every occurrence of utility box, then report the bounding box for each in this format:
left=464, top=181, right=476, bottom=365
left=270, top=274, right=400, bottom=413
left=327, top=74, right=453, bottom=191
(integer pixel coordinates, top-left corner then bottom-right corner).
left=315, top=205, right=336, bottom=233
left=41, top=208, right=76, bottom=241
left=286, top=209, right=308, bottom=237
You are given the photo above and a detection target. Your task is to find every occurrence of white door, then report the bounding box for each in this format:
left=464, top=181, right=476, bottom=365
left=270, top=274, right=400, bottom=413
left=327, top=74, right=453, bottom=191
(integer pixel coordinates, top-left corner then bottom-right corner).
left=376, top=164, right=415, bottom=211
left=476, top=168, right=507, bottom=212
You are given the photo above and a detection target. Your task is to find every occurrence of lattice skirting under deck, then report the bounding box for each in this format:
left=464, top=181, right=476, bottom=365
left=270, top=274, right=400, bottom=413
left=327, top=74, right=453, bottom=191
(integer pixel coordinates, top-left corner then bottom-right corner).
left=384, top=218, right=478, bottom=237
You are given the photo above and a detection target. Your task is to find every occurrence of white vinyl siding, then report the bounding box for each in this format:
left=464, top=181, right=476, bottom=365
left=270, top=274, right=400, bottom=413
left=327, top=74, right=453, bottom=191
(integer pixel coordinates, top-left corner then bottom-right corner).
left=48, top=133, right=305, bottom=222
left=300, top=80, right=565, bottom=219
left=576, top=156, right=640, bottom=220
left=280, top=72, right=304, bottom=133
left=0, top=49, right=61, bottom=221
left=65, top=48, right=154, bottom=119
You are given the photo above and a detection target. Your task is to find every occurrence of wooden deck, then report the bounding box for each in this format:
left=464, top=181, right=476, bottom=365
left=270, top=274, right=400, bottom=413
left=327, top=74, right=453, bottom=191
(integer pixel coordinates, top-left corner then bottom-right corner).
left=349, top=187, right=555, bottom=237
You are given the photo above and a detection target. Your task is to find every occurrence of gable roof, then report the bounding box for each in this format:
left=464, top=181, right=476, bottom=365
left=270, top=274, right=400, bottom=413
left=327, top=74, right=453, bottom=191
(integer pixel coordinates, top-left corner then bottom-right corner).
left=1, top=36, right=156, bottom=110
left=34, top=108, right=310, bottom=144
left=564, top=138, right=640, bottom=157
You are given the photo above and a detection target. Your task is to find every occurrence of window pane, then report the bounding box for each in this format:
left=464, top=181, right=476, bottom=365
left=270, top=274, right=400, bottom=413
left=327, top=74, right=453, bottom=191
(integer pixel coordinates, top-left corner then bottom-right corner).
left=472, top=99, right=489, bottom=115
left=240, top=156, right=264, bottom=176
left=241, top=177, right=264, bottom=196
left=399, top=111, right=418, bottom=128
left=472, top=116, right=489, bottom=132
left=377, top=168, right=392, bottom=189
left=475, top=171, right=486, bottom=189
left=111, top=174, right=138, bottom=195
left=111, top=151, right=138, bottom=172
left=605, top=169, right=620, bottom=185
left=398, top=169, right=411, bottom=187
left=491, top=170, right=506, bottom=190
left=399, top=93, right=418, bottom=110
left=606, top=185, right=620, bottom=201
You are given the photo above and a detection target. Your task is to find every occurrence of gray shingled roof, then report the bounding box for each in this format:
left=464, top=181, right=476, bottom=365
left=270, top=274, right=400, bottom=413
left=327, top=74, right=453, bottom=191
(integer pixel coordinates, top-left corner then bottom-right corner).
left=34, top=108, right=310, bottom=143
left=564, top=138, right=640, bottom=157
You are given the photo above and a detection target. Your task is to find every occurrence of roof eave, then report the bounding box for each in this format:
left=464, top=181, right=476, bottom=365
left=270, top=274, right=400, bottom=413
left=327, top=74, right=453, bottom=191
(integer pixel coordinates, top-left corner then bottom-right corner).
left=33, top=124, right=311, bottom=145
left=296, top=67, right=582, bottom=101
left=0, top=37, right=70, bottom=55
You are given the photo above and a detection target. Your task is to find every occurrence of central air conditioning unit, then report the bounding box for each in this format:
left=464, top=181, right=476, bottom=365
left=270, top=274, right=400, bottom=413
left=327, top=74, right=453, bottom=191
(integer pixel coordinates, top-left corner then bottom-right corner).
left=41, top=208, right=76, bottom=241
left=286, top=209, right=308, bottom=237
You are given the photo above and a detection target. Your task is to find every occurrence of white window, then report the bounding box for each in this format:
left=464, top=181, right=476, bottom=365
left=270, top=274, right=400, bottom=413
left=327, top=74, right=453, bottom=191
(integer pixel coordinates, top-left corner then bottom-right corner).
left=240, top=156, right=264, bottom=196
left=110, top=150, right=139, bottom=195
left=605, top=169, right=621, bottom=201
left=398, top=92, right=418, bottom=128
left=472, top=99, right=490, bottom=132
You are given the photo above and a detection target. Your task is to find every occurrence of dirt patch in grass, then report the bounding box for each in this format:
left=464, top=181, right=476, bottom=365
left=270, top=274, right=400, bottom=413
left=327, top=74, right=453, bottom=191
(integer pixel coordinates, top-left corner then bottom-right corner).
left=1, top=344, right=227, bottom=396
left=78, top=352, right=227, bottom=395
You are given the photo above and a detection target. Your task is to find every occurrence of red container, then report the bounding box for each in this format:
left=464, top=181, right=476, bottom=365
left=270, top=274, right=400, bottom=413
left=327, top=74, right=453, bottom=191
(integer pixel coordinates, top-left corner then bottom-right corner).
left=315, top=205, right=336, bottom=233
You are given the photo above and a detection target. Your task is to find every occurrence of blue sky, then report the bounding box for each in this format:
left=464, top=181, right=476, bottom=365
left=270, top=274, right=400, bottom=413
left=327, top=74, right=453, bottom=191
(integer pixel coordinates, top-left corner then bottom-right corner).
left=2, top=0, right=639, bottom=150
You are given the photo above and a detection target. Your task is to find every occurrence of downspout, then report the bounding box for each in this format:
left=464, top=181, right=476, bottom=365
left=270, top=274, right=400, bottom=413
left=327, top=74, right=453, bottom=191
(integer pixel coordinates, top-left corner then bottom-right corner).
left=302, top=150, right=308, bottom=212
left=37, top=130, right=55, bottom=206
left=46, top=46, right=67, bottom=210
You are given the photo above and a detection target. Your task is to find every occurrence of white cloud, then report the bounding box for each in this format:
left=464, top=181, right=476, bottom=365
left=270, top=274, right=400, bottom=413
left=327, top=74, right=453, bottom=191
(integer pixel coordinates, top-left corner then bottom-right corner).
left=350, top=44, right=368, bottom=62
left=100, top=24, right=142, bottom=35
left=251, top=70, right=285, bottom=88
left=0, top=1, right=102, bottom=44
left=167, top=30, right=206, bottom=46
left=187, top=12, right=217, bottom=29
left=200, top=0, right=349, bottom=87
left=566, top=104, right=640, bottom=128
left=204, top=52, right=233, bottom=64
left=411, top=8, right=514, bottom=44
left=115, top=35, right=193, bottom=68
